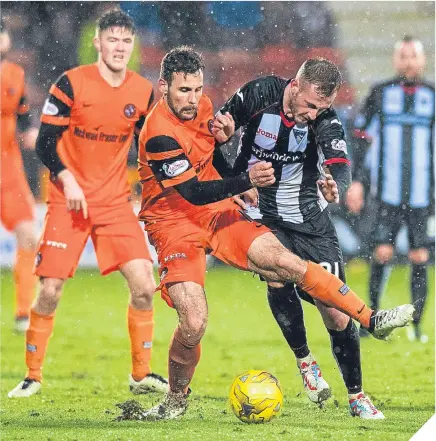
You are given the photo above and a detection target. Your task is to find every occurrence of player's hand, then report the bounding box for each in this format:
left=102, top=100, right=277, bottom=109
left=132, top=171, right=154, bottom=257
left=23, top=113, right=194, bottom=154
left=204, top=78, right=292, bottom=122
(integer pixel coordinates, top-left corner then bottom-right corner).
left=212, top=112, right=235, bottom=143
left=317, top=173, right=339, bottom=203
left=232, top=188, right=259, bottom=209
left=57, top=169, right=88, bottom=219
left=345, top=181, right=365, bottom=214
left=249, top=161, right=275, bottom=188
left=20, top=127, right=39, bottom=150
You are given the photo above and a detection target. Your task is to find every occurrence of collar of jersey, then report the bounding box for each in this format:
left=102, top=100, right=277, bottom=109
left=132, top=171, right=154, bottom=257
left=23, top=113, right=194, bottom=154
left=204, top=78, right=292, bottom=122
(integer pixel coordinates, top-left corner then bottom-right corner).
left=279, top=78, right=296, bottom=128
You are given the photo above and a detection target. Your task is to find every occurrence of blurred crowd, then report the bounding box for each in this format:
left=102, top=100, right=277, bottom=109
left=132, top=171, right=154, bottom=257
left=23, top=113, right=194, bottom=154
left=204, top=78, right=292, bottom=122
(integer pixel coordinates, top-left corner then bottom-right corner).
left=1, top=1, right=433, bottom=261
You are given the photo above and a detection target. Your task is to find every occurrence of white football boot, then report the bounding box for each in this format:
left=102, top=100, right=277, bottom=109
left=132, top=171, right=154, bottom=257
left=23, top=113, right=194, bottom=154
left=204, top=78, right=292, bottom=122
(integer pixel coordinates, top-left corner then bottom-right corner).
left=129, top=373, right=169, bottom=394
left=8, top=378, right=41, bottom=398
left=369, top=304, right=415, bottom=340
left=298, top=354, right=331, bottom=404
left=349, top=393, right=385, bottom=419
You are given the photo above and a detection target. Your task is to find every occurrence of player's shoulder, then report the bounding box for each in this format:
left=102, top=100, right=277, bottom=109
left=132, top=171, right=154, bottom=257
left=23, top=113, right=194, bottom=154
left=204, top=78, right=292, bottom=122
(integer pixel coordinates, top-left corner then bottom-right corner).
left=126, top=69, right=153, bottom=92
left=141, top=100, right=175, bottom=139
left=367, top=77, right=398, bottom=94
left=419, top=78, right=435, bottom=91
left=241, top=75, right=286, bottom=93
left=198, top=94, right=213, bottom=116
left=3, top=60, right=25, bottom=77
left=63, top=64, right=93, bottom=80
left=313, top=107, right=343, bottom=131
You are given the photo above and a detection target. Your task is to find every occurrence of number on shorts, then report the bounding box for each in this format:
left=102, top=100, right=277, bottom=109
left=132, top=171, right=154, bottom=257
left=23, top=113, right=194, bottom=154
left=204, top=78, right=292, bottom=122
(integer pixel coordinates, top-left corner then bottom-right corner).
left=319, top=261, right=339, bottom=277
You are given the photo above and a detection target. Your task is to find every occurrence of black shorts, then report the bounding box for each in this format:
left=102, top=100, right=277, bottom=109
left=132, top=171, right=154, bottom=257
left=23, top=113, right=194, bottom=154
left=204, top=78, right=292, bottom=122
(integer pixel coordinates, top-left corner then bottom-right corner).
left=372, top=203, right=431, bottom=250
left=261, top=209, right=345, bottom=305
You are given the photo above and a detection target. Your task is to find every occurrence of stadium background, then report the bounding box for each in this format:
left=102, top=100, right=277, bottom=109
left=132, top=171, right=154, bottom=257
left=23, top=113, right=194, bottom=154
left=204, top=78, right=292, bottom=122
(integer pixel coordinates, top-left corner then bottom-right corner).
left=1, top=2, right=435, bottom=441
left=0, top=0, right=434, bottom=267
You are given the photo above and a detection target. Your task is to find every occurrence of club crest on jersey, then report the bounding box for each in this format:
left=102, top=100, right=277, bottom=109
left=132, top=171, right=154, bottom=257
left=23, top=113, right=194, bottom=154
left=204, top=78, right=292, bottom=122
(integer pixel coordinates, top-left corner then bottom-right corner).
left=293, top=129, right=307, bottom=145
left=124, top=103, right=137, bottom=118
left=331, top=139, right=348, bottom=153
left=162, top=160, right=189, bottom=178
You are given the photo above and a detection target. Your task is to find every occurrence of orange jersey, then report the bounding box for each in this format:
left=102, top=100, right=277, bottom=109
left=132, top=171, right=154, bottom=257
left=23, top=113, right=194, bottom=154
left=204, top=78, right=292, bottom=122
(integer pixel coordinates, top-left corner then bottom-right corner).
left=138, top=95, right=228, bottom=222
left=41, top=64, right=153, bottom=206
left=1, top=60, right=28, bottom=160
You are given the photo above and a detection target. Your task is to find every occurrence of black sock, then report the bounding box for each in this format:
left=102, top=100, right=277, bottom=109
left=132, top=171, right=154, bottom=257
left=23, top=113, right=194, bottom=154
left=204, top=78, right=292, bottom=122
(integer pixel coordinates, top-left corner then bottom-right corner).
left=369, top=262, right=388, bottom=310
left=267, top=285, right=309, bottom=359
left=327, top=319, right=362, bottom=394
left=411, top=264, right=428, bottom=326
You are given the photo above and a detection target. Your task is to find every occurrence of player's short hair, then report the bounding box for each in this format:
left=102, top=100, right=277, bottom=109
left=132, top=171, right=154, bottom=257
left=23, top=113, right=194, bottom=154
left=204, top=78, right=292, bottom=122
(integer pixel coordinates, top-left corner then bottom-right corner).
left=160, top=46, right=205, bottom=85
left=296, top=58, right=342, bottom=98
left=96, top=9, right=136, bottom=35
left=394, top=35, right=424, bottom=54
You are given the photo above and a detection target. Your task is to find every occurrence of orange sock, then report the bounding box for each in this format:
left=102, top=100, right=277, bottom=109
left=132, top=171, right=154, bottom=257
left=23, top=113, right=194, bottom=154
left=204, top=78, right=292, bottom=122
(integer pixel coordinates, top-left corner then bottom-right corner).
left=299, top=261, right=373, bottom=328
left=26, top=308, right=55, bottom=382
left=168, top=327, right=201, bottom=394
left=128, top=305, right=154, bottom=381
left=13, top=248, right=37, bottom=318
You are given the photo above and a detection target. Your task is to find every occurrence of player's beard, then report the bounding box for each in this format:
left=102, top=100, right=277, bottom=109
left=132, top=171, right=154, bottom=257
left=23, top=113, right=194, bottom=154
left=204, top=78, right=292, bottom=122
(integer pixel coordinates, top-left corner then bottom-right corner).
left=167, top=93, right=198, bottom=121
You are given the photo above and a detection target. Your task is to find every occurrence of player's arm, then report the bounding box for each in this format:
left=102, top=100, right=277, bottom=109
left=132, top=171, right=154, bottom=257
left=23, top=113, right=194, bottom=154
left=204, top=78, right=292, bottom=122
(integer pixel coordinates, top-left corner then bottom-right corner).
left=313, top=109, right=351, bottom=202
left=351, top=86, right=379, bottom=183
left=344, top=86, right=379, bottom=213
left=134, top=89, right=154, bottom=151
left=146, top=135, right=275, bottom=206
left=35, top=74, right=88, bottom=218
left=16, top=82, right=39, bottom=149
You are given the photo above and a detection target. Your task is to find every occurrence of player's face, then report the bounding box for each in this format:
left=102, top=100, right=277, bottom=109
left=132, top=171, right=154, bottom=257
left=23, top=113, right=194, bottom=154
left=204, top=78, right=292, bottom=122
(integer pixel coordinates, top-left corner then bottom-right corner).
left=0, top=31, right=11, bottom=56
left=162, top=71, right=204, bottom=121
left=393, top=42, right=425, bottom=80
left=94, top=27, right=134, bottom=73
left=285, top=79, right=336, bottom=125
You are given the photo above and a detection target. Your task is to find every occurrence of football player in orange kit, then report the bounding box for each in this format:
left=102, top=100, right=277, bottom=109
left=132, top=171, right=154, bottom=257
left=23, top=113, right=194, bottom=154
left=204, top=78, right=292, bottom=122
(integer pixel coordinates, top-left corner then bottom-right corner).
left=116, top=47, right=414, bottom=421
left=8, top=10, right=167, bottom=398
left=0, top=19, right=39, bottom=334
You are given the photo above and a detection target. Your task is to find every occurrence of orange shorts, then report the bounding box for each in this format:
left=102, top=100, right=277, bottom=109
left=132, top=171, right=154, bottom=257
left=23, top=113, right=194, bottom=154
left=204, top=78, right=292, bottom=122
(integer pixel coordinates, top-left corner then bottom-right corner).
left=146, top=207, right=270, bottom=307
left=35, top=202, right=151, bottom=279
left=0, top=158, right=35, bottom=231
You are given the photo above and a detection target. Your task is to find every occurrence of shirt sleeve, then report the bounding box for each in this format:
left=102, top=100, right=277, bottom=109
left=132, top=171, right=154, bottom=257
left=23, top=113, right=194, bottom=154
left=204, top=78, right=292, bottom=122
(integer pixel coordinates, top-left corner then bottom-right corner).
left=16, top=82, right=31, bottom=132
left=40, top=73, right=74, bottom=127
left=312, top=108, right=350, bottom=166
left=145, top=135, right=197, bottom=188
left=218, top=77, right=282, bottom=132
left=351, top=86, right=379, bottom=182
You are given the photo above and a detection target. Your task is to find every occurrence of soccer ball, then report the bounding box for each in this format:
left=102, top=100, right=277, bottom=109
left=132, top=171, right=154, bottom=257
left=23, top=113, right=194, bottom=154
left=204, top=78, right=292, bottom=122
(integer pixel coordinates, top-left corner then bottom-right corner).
left=229, top=370, right=283, bottom=424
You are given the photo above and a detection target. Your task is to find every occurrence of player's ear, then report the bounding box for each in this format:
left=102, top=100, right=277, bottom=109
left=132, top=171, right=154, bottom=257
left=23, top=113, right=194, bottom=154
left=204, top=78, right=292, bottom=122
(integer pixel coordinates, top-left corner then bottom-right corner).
left=158, top=78, right=168, bottom=95
left=93, top=36, right=101, bottom=53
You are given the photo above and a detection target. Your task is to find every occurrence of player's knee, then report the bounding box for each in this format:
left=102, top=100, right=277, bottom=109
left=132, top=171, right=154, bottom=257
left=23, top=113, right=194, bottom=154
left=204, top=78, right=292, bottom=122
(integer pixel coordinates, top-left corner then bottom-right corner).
left=36, top=277, right=64, bottom=313
left=374, top=245, right=394, bottom=264
left=180, top=315, right=208, bottom=346
left=323, top=309, right=350, bottom=331
left=130, top=277, right=156, bottom=308
left=274, top=250, right=307, bottom=283
left=408, top=248, right=429, bottom=264
left=15, top=221, right=37, bottom=250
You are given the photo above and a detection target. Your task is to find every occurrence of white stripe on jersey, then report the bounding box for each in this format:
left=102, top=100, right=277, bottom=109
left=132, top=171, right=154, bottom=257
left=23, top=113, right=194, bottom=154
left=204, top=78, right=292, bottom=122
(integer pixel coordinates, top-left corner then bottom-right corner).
left=254, top=113, right=281, bottom=150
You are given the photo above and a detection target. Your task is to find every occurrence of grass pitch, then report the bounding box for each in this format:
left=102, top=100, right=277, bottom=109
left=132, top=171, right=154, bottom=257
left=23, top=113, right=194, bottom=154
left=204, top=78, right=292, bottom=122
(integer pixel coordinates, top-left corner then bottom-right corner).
left=1, top=262, right=434, bottom=441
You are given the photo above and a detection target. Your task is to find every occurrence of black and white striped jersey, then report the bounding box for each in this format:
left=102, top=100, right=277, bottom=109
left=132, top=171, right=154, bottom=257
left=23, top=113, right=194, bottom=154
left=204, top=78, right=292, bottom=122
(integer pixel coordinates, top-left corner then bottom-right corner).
left=218, top=76, right=349, bottom=224
left=353, top=77, right=435, bottom=209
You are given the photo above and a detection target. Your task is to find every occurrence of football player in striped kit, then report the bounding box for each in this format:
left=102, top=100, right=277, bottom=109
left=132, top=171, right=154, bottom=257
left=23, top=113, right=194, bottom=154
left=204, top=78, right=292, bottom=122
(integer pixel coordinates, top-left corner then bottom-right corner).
left=346, top=36, right=434, bottom=344
left=213, top=58, right=386, bottom=419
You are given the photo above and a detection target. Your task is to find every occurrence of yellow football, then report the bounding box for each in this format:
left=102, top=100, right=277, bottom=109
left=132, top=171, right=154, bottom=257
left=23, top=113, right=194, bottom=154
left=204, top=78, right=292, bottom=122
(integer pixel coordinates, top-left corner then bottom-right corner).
left=229, top=370, right=283, bottom=423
